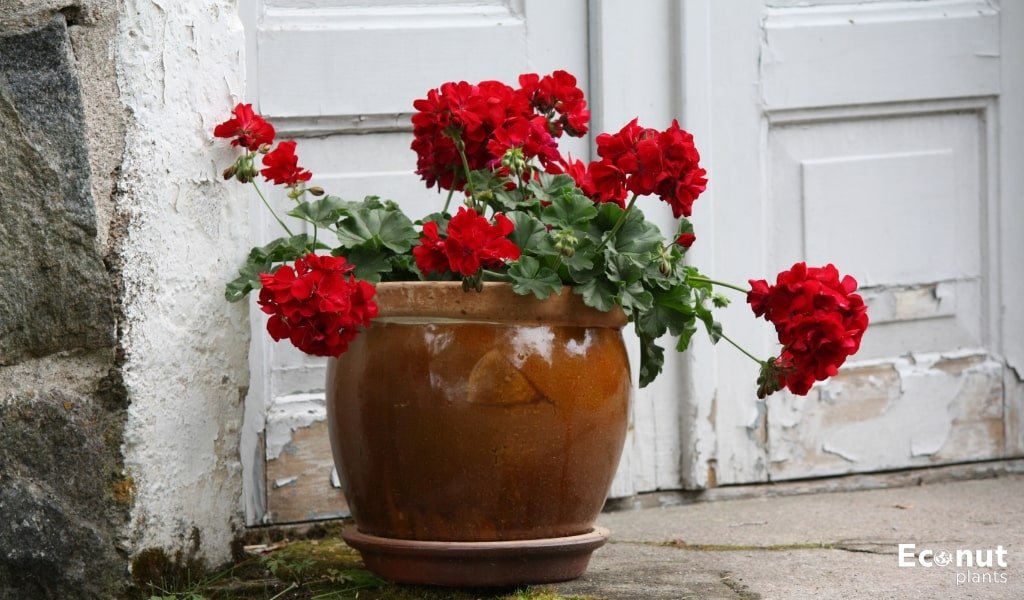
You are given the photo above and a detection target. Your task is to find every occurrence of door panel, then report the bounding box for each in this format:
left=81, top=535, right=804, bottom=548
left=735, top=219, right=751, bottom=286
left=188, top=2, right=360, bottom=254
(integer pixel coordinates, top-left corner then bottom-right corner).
left=681, top=0, right=1021, bottom=485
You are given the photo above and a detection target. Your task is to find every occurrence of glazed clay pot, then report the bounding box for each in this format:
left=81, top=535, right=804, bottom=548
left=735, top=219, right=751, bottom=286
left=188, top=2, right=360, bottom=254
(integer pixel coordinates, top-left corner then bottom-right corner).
left=326, top=281, right=630, bottom=586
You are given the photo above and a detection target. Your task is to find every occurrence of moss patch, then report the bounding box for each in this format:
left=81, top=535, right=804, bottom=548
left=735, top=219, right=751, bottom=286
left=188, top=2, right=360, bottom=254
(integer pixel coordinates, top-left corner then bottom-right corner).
left=134, top=532, right=606, bottom=600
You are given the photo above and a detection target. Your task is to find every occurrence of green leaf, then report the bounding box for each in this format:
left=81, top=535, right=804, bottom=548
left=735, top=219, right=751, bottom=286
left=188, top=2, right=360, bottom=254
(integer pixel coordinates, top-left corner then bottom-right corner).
left=606, top=251, right=644, bottom=285
left=638, top=284, right=696, bottom=339
left=224, top=261, right=269, bottom=302
left=335, top=197, right=418, bottom=253
left=386, top=253, right=420, bottom=278
left=693, top=289, right=723, bottom=344
left=286, top=195, right=348, bottom=228
left=620, top=281, right=654, bottom=314
left=527, top=173, right=577, bottom=204
left=675, top=321, right=699, bottom=353
left=591, top=202, right=625, bottom=231
left=613, top=212, right=664, bottom=256
left=255, top=234, right=315, bottom=263
left=541, top=189, right=599, bottom=230
left=575, top=276, right=618, bottom=312
left=343, top=247, right=392, bottom=283
left=223, top=234, right=315, bottom=302
left=638, top=330, right=665, bottom=388
left=505, top=211, right=548, bottom=253
left=558, top=239, right=596, bottom=271
left=508, top=256, right=563, bottom=300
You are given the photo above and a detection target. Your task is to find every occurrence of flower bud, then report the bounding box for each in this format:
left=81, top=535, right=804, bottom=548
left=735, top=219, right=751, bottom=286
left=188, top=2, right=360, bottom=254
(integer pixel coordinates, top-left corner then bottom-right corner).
left=659, top=260, right=672, bottom=277
left=500, top=147, right=527, bottom=176
left=259, top=143, right=272, bottom=154
left=222, top=165, right=236, bottom=180
left=308, top=186, right=325, bottom=197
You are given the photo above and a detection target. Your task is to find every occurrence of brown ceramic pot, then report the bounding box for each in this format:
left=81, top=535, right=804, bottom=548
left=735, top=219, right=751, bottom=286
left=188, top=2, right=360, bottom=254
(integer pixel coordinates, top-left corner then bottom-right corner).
left=325, top=281, right=630, bottom=586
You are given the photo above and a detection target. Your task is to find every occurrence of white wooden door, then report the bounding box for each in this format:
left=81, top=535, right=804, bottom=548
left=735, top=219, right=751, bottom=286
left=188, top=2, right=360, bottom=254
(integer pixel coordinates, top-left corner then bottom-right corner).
left=240, top=0, right=602, bottom=525
left=677, top=0, right=1024, bottom=486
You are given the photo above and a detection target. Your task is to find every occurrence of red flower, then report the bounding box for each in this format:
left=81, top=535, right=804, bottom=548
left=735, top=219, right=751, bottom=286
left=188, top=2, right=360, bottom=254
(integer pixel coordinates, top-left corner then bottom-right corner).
left=412, top=80, right=532, bottom=191
left=258, top=254, right=378, bottom=357
left=411, top=220, right=449, bottom=276
left=487, top=116, right=560, bottom=168
left=547, top=156, right=627, bottom=208
left=412, top=207, right=521, bottom=277
left=675, top=232, right=696, bottom=248
left=748, top=263, right=869, bottom=396
left=411, top=75, right=585, bottom=191
left=214, top=103, right=275, bottom=151
left=592, top=119, right=707, bottom=217
left=261, top=141, right=313, bottom=186
left=654, top=121, right=708, bottom=218
left=518, top=70, right=590, bottom=137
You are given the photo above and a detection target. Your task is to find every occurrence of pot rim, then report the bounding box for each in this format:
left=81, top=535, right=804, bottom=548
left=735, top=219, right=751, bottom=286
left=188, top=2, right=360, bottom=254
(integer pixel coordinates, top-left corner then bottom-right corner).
left=371, top=281, right=627, bottom=329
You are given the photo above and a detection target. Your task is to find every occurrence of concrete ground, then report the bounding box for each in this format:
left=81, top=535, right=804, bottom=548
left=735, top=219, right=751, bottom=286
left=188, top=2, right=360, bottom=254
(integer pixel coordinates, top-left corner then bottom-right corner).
left=554, top=474, right=1024, bottom=599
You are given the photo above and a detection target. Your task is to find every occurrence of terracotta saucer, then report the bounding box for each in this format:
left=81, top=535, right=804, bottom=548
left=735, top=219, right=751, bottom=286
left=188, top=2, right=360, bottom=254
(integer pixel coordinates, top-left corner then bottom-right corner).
left=342, top=526, right=609, bottom=587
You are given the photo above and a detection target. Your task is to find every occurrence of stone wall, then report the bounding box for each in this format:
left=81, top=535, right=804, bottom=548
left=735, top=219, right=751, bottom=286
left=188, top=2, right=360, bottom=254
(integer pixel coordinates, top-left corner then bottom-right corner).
left=0, top=1, right=251, bottom=597
left=0, top=5, right=126, bottom=598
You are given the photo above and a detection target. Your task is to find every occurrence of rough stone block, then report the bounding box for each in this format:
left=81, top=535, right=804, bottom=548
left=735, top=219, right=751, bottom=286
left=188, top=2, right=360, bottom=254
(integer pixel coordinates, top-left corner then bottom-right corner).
left=0, top=16, right=115, bottom=364
left=0, top=392, right=127, bottom=599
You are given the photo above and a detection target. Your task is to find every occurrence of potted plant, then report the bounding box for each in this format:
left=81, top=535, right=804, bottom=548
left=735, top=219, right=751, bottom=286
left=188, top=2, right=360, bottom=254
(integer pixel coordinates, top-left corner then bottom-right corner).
left=214, top=71, right=869, bottom=586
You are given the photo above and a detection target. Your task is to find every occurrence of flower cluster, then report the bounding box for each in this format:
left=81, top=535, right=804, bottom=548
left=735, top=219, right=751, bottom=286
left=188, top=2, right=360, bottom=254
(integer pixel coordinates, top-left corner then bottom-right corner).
left=213, top=103, right=275, bottom=151
left=747, top=263, right=869, bottom=397
left=547, top=119, right=707, bottom=219
left=258, top=254, right=378, bottom=357
left=413, top=207, right=521, bottom=277
left=411, top=71, right=588, bottom=190
left=215, top=103, right=315, bottom=187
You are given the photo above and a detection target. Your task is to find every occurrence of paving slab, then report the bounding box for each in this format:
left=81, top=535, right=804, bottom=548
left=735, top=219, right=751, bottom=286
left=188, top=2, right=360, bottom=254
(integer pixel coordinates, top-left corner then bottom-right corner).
left=555, top=474, right=1024, bottom=599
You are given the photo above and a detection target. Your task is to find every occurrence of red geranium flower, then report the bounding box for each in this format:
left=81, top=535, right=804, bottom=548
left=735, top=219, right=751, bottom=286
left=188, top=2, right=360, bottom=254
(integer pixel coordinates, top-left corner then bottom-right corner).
left=547, top=156, right=627, bottom=208
left=261, top=141, right=313, bottom=186
left=518, top=70, right=590, bottom=137
left=258, top=254, right=378, bottom=357
left=411, top=220, right=450, bottom=276
left=214, top=103, right=276, bottom=151
left=592, top=119, right=707, bottom=217
left=412, top=80, right=533, bottom=191
left=488, top=116, right=560, bottom=169
left=748, top=263, right=869, bottom=397
left=412, top=207, right=521, bottom=277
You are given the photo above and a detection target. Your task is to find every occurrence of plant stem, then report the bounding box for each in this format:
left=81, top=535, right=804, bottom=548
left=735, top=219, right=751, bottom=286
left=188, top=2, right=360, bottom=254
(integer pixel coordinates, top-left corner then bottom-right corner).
left=251, top=181, right=295, bottom=237
left=451, top=133, right=479, bottom=210
left=481, top=269, right=512, bottom=282
left=594, top=193, right=639, bottom=253
left=441, top=185, right=456, bottom=214
left=689, top=275, right=750, bottom=294
left=719, top=331, right=765, bottom=366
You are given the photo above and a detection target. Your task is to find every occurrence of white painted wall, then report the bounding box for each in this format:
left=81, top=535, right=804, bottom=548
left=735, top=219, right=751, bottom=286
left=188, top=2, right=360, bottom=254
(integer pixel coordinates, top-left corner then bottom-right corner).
left=116, top=0, right=250, bottom=565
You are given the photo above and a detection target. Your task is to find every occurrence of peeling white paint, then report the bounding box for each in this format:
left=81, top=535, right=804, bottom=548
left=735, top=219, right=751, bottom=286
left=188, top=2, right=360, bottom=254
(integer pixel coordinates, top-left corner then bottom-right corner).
left=117, top=0, right=250, bottom=566
left=768, top=350, right=1005, bottom=481
left=265, top=394, right=327, bottom=461
left=821, top=443, right=859, bottom=463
